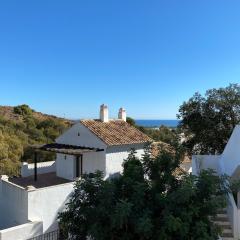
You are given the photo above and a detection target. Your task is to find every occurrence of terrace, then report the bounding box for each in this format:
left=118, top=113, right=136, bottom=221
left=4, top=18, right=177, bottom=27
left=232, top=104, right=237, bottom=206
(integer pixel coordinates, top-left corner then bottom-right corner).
left=9, top=172, right=71, bottom=189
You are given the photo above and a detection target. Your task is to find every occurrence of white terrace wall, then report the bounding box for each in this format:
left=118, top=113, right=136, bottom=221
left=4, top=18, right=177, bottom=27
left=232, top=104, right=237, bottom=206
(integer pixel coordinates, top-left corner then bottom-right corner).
left=0, top=178, right=74, bottom=238
left=0, top=221, right=43, bottom=240
left=0, top=177, right=28, bottom=230
left=105, top=143, right=145, bottom=178
left=28, top=182, right=74, bottom=233
left=21, top=161, right=56, bottom=177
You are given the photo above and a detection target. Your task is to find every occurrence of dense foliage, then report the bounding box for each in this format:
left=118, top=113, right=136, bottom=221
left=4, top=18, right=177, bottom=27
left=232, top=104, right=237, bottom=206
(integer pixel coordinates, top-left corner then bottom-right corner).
left=0, top=105, right=71, bottom=176
left=178, top=83, right=240, bottom=154
left=141, top=125, right=179, bottom=147
left=59, top=147, right=227, bottom=240
left=126, top=117, right=136, bottom=126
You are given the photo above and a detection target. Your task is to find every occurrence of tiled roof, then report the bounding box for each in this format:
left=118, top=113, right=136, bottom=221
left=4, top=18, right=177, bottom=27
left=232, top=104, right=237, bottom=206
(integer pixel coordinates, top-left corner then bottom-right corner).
left=80, top=119, right=152, bottom=146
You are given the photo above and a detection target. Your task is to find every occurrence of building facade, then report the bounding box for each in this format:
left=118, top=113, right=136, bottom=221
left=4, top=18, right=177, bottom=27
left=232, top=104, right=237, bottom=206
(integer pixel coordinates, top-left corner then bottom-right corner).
left=0, top=105, right=151, bottom=240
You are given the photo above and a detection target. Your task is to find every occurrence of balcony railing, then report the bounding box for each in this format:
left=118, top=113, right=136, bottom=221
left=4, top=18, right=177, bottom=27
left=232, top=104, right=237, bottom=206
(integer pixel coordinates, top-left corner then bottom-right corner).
left=27, top=230, right=64, bottom=240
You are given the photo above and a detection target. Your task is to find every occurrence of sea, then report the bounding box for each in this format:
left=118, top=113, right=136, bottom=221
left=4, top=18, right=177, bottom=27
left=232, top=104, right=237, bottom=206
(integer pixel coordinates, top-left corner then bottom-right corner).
left=135, top=120, right=180, bottom=128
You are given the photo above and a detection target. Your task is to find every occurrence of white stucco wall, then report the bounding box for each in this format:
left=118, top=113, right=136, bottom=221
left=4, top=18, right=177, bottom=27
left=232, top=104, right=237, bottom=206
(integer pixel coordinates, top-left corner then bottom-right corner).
left=0, top=178, right=28, bottom=230
left=105, top=144, right=145, bottom=178
left=0, top=221, right=43, bottom=240
left=192, top=155, right=221, bottom=175
left=21, top=161, right=56, bottom=177
left=220, top=125, right=240, bottom=176
left=0, top=179, right=73, bottom=238
left=56, top=122, right=106, bottom=149
left=56, top=154, right=75, bottom=180
left=28, top=182, right=74, bottom=233
left=82, top=151, right=106, bottom=175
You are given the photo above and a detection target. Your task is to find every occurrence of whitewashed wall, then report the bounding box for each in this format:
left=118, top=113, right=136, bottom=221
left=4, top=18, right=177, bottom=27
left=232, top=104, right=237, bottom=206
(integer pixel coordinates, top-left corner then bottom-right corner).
left=0, top=221, right=43, bottom=240
left=82, top=151, right=106, bottom=175
left=0, top=178, right=28, bottom=230
left=56, top=154, right=75, bottom=180
left=56, top=123, right=106, bottom=149
left=28, top=182, right=74, bottom=233
left=220, top=125, right=240, bottom=176
left=0, top=179, right=73, bottom=238
left=105, top=143, right=145, bottom=178
left=21, top=161, right=56, bottom=177
left=192, top=155, right=220, bottom=175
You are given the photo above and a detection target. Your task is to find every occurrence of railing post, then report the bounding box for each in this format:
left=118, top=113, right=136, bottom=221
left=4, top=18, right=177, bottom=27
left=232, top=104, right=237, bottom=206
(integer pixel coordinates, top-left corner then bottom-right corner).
left=34, top=151, right=37, bottom=181
left=237, top=191, right=240, bottom=209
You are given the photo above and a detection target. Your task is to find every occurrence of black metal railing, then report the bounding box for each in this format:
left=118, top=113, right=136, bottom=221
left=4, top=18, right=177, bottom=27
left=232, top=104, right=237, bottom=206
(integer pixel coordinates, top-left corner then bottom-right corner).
left=27, top=230, right=63, bottom=240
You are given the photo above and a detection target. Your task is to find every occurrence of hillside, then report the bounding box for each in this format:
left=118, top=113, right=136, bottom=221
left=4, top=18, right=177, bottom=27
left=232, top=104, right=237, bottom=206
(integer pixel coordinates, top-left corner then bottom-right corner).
left=0, top=105, right=72, bottom=176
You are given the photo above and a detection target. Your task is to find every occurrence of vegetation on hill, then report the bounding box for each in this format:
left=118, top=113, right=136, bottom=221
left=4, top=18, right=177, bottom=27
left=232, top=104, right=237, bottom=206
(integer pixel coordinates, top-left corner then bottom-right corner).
left=178, top=83, right=240, bottom=154
left=0, top=105, right=71, bottom=176
left=59, top=147, right=227, bottom=240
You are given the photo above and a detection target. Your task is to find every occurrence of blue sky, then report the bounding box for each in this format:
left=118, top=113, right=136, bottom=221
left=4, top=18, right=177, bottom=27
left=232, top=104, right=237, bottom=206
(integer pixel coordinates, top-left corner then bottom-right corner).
left=0, top=0, right=240, bottom=119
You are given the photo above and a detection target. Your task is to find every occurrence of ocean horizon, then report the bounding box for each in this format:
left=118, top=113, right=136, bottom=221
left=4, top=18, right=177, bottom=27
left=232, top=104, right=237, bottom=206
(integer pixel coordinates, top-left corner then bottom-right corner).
left=135, top=119, right=180, bottom=128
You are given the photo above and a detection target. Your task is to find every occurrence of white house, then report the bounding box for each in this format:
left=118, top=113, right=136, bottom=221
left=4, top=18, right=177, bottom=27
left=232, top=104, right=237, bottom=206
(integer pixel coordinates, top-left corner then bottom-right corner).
left=192, top=125, right=240, bottom=240
left=0, top=105, right=151, bottom=240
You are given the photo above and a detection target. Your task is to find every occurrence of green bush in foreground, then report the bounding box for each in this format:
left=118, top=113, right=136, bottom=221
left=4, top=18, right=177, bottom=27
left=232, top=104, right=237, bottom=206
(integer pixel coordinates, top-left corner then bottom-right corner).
left=59, top=147, right=227, bottom=240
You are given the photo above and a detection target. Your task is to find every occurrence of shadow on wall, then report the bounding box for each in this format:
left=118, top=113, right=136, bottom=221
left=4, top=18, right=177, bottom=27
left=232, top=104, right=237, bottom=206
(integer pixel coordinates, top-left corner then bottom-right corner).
left=107, top=172, right=121, bottom=180
left=44, top=189, right=73, bottom=234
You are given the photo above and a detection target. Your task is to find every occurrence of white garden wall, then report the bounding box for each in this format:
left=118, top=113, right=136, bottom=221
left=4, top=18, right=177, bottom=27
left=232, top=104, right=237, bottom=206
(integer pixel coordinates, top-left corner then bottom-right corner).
left=0, top=221, right=43, bottom=240
left=21, top=161, right=56, bottom=177
left=0, top=176, right=74, bottom=236
left=28, top=182, right=74, bottom=233
left=0, top=177, right=28, bottom=230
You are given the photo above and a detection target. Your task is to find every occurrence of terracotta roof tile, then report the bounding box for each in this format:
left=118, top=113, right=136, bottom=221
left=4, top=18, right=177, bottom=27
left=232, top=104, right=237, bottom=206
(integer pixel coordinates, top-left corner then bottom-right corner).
left=80, top=119, right=152, bottom=146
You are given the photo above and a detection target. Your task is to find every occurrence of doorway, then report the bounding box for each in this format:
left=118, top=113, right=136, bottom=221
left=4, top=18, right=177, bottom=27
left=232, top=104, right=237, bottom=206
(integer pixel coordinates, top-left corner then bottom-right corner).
left=75, top=155, right=83, bottom=178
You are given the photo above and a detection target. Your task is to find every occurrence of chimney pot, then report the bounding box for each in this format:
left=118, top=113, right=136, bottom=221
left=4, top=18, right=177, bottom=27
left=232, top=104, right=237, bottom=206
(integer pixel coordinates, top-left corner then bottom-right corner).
left=100, top=104, right=109, bottom=122
left=118, top=107, right=126, bottom=121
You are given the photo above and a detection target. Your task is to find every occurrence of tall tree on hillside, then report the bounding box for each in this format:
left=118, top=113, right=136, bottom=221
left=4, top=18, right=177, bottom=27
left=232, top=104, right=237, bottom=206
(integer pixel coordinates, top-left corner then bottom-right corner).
left=58, top=147, right=227, bottom=240
left=178, top=83, right=240, bottom=154
left=126, top=117, right=136, bottom=126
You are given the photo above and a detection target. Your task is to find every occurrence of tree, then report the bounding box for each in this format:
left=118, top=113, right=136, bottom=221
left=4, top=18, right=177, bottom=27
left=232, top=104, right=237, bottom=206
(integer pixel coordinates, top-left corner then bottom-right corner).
left=58, top=147, right=227, bottom=240
left=13, top=104, right=33, bottom=116
left=178, top=83, right=240, bottom=154
left=126, top=117, right=136, bottom=126
left=143, top=125, right=179, bottom=147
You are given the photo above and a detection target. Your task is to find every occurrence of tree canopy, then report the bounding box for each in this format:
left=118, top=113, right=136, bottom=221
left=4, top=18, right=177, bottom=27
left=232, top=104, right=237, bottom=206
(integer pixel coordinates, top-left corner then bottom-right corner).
left=59, top=147, right=227, bottom=240
left=126, top=117, right=136, bottom=126
left=141, top=125, right=180, bottom=147
left=13, top=104, right=33, bottom=116
left=178, top=83, right=240, bottom=154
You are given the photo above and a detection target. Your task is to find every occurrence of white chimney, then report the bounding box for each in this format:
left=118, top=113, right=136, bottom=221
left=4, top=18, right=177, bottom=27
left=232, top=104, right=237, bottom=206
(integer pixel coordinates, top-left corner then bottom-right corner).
left=118, top=107, right=126, bottom=121
left=100, top=104, right=109, bottom=122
